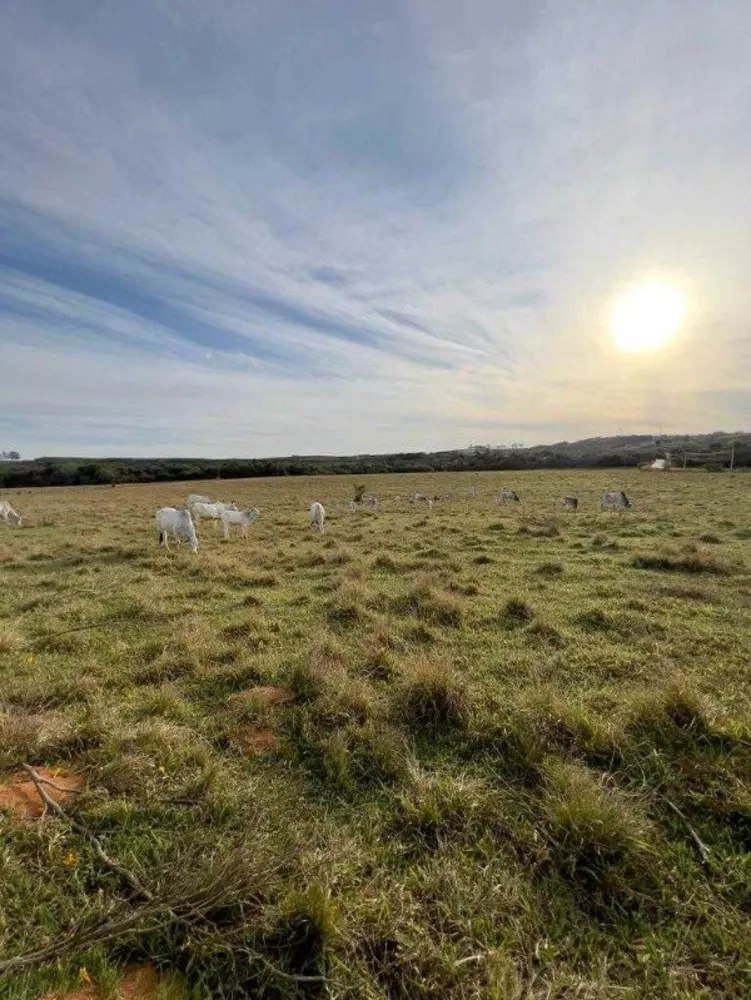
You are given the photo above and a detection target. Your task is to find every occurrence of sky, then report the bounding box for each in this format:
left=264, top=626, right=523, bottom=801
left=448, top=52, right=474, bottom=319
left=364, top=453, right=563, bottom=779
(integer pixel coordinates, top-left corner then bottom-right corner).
left=1, top=0, right=750, bottom=459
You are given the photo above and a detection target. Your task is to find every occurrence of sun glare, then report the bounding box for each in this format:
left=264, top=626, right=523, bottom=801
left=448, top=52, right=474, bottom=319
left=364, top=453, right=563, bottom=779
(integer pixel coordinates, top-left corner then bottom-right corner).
left=609, top=282, right=686, bottom=353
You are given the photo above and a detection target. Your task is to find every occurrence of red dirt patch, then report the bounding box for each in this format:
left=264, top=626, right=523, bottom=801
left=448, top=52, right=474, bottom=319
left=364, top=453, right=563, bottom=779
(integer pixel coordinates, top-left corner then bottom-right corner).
left=0, top=767, right=83, bottom=822
left=236, top=726, right=280, bottom=756
left=227, top=685, right=292, bottom=709
left=40, top=963, right=165, bottom=999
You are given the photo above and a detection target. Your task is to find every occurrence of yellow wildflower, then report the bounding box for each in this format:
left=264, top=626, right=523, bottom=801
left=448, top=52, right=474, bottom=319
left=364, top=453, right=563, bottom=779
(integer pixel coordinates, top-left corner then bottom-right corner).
left=63, top=852, right=78, bottom=868
left=79, top=967, right=93, bottom=986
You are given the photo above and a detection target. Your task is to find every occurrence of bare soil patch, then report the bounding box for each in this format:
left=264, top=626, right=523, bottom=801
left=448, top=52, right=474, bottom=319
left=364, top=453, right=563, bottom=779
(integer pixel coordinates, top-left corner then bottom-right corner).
left=40, top=964, right=165, bottom=999
left=0, top=767, right=83, bottom=821
left=227, top=685, right=292, bottom=709
left=236, top=726, right=280, bottom=755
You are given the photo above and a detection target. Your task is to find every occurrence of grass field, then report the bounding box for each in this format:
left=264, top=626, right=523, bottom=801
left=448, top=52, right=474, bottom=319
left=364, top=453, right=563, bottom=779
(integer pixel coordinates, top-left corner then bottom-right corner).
left=1, top=469, right=750, bottom=999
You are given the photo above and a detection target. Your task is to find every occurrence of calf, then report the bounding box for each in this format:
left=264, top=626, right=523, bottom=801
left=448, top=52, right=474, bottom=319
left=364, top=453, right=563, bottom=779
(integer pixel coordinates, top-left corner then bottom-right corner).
left=190, top=501, right=237, bottom=530
left=222, top=507, right=260, bottom=540
left=156, top=508, right=198, bottom=552
left=187, top=493, right=212, bottom=506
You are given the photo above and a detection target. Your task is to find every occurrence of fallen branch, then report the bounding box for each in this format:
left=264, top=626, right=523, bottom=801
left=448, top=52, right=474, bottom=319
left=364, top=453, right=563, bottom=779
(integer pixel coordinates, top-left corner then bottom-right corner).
left=22, top=764, right=153, bottom=900
left=663, top=796, right=712, bottom=869
left=22, top=613, right=172, bottom=650
left=0, top=883, right=229, bottom=975
left=2, top=776, right=325, bottom=985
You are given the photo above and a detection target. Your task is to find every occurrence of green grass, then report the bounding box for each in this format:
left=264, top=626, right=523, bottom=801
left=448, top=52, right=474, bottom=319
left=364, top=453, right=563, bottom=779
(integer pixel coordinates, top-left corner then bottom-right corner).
left=1, top=469, right=750, bottom=998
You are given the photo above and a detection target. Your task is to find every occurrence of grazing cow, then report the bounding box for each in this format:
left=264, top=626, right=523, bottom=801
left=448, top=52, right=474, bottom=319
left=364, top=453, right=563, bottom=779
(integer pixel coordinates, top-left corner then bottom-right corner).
left=222, top=507, right=260, bottom=540
left=601, top=490, right=631, bottom=510
left=561, top=495, right=579, bottom=511
left=310, top=502, right=325, bottom=532
left=0, top=500, right=22, bottom=525
left=187, top=494, right=211, bottom=506
left=413, top=493, right=424, bottom=502
left=495, top=491, right=520, bottom=504
left=156, top=508, right=198, bottom=552
left=190, top=501, right=238, bottom=530
left=348, top=500, right=357, bottom=512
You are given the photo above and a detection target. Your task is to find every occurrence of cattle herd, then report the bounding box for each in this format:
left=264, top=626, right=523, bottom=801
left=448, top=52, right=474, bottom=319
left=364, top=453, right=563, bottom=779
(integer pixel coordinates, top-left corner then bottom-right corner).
left=0, top=489, right=633, bottom=553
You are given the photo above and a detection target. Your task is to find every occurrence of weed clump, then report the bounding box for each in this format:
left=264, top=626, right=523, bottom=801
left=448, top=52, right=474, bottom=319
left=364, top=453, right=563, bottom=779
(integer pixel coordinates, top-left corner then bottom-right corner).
left=397, top=662, right=469, bottom=729
left=573, top=607, right=613, bottom=632
left=273, top=884, right=338, bottom=978
left=534, top=561, right=564, bottom=577
left=393, top=579, right=463, bottom=628
left=500, top=597, right=535, bottom=626
left=626, top=682, right=714, bottom=745
left=632, top=553, right=729, bottom=575
left=542, top=762, right=656, bottom=907
left=361, top=648, right=399, bottom=682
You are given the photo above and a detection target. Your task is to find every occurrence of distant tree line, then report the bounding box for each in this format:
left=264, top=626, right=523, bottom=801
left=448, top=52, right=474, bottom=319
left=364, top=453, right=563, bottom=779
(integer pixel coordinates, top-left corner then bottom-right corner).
left=1, top=433, right=748, bottom=489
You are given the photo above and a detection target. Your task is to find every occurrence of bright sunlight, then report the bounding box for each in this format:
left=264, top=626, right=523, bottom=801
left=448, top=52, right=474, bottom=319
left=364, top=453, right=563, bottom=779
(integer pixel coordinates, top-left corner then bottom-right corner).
left=609, top=281, right=686, bottom=353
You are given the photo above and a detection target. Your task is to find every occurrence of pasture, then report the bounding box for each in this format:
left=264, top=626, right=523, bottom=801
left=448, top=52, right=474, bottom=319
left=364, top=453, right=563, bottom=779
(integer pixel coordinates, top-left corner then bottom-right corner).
left=1, top=469, right=750, bottom=999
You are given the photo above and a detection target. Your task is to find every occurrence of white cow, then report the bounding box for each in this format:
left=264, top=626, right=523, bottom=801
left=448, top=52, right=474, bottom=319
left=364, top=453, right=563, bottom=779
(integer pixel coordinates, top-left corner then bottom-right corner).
left=190, top=501, right=238, bottom=530
left=365, top=496, right=378, bottom=509
left=222, top=507, right=260, bottom=539
left=156, top=508, right=198, bottom=552
left=310, top=502, right=325, bottom=532
left=601, top=490, right=631, bottom=510
left=426, top=499, right=434, bottom=511
left=348, top=500, right=357, bottom=512
left=0, top=500, right=22, bottom=525
left=495, top=490, right=520, bottom=505
left=187, top=494, right=212, bottom=506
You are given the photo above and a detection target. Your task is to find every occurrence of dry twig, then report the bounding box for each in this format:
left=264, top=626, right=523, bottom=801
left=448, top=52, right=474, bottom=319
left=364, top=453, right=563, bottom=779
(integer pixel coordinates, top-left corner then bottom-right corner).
left=663, top=795, right=712, bottom=869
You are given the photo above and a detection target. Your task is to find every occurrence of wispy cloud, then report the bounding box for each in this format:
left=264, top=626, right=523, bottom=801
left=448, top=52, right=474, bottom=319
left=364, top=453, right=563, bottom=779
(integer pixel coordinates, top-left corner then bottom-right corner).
left=1, top=0, right=749, bottom=457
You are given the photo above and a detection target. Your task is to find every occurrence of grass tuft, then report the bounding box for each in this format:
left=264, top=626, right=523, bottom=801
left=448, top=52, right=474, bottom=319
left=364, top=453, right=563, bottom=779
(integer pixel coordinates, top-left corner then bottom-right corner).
left=396, top=661, right=469, bottom=729
left=632, top=552, right=730, bottom=574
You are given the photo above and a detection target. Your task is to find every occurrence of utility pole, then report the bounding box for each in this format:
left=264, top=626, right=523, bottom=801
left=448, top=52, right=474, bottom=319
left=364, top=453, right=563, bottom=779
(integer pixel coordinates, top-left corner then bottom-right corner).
left=730, top=443, right=735, bottom=471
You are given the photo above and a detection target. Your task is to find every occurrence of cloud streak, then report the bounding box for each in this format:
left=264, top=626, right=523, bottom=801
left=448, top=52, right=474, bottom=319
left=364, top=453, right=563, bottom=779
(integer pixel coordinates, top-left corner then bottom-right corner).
left=1, top=0, right=749, bottom=457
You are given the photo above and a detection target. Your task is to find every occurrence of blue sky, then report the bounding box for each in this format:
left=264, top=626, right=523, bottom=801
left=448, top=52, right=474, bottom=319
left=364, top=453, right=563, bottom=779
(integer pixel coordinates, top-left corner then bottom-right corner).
left=1, top=0, right=749, bottom=458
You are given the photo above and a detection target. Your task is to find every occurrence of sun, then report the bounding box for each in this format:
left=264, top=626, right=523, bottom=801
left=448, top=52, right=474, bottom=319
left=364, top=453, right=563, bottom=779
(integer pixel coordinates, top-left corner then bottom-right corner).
left=609, top=281, right=686, bottom=353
